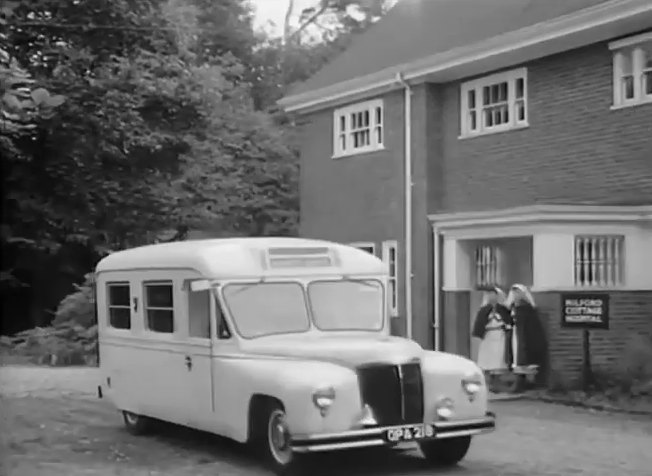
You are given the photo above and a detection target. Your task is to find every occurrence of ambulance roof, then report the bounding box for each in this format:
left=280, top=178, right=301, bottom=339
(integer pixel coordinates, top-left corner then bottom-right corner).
left=95, top=237, right=387, bottom=278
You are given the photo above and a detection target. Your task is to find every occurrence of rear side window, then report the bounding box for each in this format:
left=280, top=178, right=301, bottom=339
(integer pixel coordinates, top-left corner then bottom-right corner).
left=107, top=283, right=131, bottom=329
left=144, top=282, right=174, bottom=333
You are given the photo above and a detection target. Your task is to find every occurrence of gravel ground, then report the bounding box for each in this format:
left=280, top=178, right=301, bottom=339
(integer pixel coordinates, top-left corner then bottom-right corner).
left=1, top=365, right=651, bottom=476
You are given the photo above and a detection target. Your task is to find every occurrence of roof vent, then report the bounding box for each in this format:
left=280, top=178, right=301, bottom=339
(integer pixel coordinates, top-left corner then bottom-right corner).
left=266, top=247, right=334, bottom=269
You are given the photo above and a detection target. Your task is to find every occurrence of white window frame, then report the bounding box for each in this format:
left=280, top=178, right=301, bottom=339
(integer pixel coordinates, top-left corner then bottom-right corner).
left=143, top=281, right=175, bottom=334
left=381, top=240, right=398, bottom=317
left=349, top=241, right=376, bottom=255
left=333, top=99, right=384, bottom=158
left=459, top=67, right=529, bottom=138
left=610, top=31, right=652, bottom=109
left=106, top=282, right=131, bottom=330
left=574, top=235, right=625, bottom=288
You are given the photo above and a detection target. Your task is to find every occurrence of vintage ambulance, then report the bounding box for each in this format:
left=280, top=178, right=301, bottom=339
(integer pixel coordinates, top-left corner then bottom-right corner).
left=95, top=238, right=495, bottom=474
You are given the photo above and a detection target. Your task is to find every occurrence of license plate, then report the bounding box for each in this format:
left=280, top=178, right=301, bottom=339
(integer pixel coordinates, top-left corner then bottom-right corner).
left=385, top=424, right=434, bottom=442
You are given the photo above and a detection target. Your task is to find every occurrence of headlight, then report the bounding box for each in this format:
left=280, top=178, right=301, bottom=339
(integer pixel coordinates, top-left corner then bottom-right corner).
left=461, top=371, right=483, bottom=397
left=435, top=397, right=455, bottom=419
left=312, top=385, right=336, bottom=416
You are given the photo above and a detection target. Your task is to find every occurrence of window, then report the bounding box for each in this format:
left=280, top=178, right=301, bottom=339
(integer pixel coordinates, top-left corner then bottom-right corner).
left=222, top=282, right=310, bottom=339
left=308, top=280, right=384, bottom=331
left=144, top=282, right=174, bottom=333
left=574, top=235, right=624, bottom=288
left=460, top=68, right=528, bottom=137
left=333, top=99, right=384, bottom=157
left=610, top=32, right=652, bottom=108
left=349, top=242, right=376, bottom=255
left=381, top=240, right=398, bottom=317
left=107, top=283, right=131, bottom=329
left=188, top=289, right=210, bottom=338
left=474, top=245, right=504, bottom=289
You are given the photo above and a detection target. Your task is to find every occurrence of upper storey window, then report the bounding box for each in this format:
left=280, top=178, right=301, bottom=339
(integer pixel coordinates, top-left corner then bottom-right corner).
left=333, top=99, right=384, bottom=158
left=610, top=31, right=652, bottom=108
left=460, top=68, right=528, bottom=138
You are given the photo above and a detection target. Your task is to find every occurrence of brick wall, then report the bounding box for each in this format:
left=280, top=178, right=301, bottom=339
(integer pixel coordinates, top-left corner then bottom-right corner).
left=535, top=291, right=652, bottom=386
left=433, top=42, right=652, bottom=214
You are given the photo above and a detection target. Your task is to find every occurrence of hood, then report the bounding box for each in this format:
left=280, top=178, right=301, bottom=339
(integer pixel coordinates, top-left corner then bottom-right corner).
left=241, top=334, right=424, bottom=369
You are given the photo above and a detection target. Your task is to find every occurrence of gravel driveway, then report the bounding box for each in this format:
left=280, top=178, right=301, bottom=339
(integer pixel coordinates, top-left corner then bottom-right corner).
left=1, top=365, right=651, bottom=476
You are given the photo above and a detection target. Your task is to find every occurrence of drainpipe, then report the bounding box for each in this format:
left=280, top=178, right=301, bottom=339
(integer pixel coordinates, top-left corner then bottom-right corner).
left=396, top=72, right=413, bottom=341
left=432, top=224, right=441, bottom=351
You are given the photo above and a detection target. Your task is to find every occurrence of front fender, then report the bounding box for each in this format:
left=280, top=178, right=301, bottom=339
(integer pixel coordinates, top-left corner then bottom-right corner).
left=234, top=359, right=362, bottom=438
left=421, top=351, right=489, bottom=421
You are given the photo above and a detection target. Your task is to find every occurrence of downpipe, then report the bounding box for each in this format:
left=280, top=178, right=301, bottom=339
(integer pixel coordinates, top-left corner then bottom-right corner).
left=395, top=72, right=413, bottom=341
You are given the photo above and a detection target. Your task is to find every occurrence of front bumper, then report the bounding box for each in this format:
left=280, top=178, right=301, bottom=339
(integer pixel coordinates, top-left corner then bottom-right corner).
left=291, top=411, right=496, bottom=453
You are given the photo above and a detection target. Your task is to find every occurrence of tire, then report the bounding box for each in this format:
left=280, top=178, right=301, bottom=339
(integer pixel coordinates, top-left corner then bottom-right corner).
left=418, top=436, right=472, bottom=467
left=122, top=410, right=152, bottom=436
left=250, top=400, right=302, bottom=475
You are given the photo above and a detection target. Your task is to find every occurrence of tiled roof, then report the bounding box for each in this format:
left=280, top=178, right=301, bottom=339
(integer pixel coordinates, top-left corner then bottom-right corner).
left=289, top=0, right=612, bottom=97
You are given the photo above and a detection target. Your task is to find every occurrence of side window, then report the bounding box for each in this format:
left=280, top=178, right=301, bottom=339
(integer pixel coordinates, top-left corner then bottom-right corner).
left=215, top=297, right=232, bottom=340
left=189, top=290, right=211, bottom=338
left=107, top=282, right=131, bottom=329
left=144, top=281, right=174, bottom=333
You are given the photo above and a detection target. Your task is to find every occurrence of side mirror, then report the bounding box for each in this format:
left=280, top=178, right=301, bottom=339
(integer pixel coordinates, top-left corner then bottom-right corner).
left=189, top=279, right=212, bottom=292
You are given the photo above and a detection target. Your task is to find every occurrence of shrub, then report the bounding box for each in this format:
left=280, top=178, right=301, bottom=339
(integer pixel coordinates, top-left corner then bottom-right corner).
left=615, top=334, right=652, bottom=395
left=52, top=273, right=96, bottom=329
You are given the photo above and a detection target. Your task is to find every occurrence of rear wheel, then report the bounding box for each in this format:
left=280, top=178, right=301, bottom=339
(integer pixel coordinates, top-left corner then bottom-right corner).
left=250, top=400, right=302, bottom=475
left=122, top=411, right=152, bottom=435
left=418, top=436, right=471, bottom=467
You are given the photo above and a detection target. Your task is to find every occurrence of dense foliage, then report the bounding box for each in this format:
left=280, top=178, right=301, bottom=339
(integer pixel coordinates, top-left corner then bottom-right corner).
left=0, top=0, right=389, bottom=339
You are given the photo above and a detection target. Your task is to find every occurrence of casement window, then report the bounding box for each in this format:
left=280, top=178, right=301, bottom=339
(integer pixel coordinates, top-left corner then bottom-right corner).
left=349, top=242, right=376, bottom=256
left=610, top=32, right=652, bottom=108
left=460, top=68, right=528, bottom=137
left=333, top=99, right=384, bottom=157
left=144, top=281, right=175, bottom=333
left=574, top=235, right=624, bottom=288
left=474, top=245, right=503, bottom=289
left=381, top=240, right=398, bottom=317
left=107, top=282, right=131, bottom=329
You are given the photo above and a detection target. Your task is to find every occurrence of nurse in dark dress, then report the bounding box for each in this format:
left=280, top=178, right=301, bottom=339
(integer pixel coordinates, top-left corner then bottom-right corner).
left=505, top=284, right=546, bottom=373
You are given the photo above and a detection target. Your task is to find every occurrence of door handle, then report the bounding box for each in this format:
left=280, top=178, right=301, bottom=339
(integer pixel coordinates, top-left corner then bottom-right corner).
left=184, top=355, right=192, bottom=371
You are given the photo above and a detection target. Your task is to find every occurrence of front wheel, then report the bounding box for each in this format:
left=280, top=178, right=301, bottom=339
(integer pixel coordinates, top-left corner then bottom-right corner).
left=418, top=436, right=471, bottom=467
left=251, top=401, right=302, bottom=475
left=122, top=410, right=152, bottom=436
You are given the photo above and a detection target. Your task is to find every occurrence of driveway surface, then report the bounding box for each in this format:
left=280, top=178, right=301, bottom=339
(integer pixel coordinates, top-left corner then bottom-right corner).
left=1, top=365, right=651, bottom=476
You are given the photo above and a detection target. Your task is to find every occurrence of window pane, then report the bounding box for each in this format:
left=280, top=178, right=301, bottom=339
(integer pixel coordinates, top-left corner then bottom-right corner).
left=308, top=280, right=383, bottom=331
left=484, top=108, right=493, bottom=127
left=482, top=86, right=490, bottom=105
left=109, top=307, right=131, bottom=329
left=108, top=284, right=130, bottom=306
left=516, top=78, right=524, bottom=98
left=389, top=280, right=397, bottom=308
left=339, top=115, right=346, bottom=132
left=469, top=111, right=477, bottom=130
left=375, top=125, right=383, bottom=145
left=189, top=290, right=210, bottom=338
left=499, top=82, right=508, bottom=101
left=623, top=76, right=635, bottom=99
left=147, top=309, right=174, bottom=333
left=351, top=112, right=357, bottom=129
left=645, top=71, right=652, bottom=95
left=223, top=283, right=310, bottom=338
left=640, top=42, right=652, bottom=68
left=468, top=90, right=476, bottom=108
left=339, top=133, right=346, bottom=150
left=363, top=110, right=370, bottom=127
left=375, top=106, right=382, bottom=125
left=146, top=284, right=173, bottom=308
left=621, top=52, right=633, bottom=75
left=515, top=100, right=525, bottom=121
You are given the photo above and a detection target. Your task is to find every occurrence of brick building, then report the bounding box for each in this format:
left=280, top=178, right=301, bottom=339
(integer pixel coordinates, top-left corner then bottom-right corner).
left=279, top=0, right=652, bottom=384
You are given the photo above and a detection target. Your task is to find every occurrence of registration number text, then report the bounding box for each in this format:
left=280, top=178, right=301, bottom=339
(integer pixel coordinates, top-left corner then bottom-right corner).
left=386, top=424, right=434, bottom=442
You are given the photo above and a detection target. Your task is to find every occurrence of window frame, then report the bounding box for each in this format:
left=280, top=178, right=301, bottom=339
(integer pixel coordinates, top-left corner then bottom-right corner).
left=349, top=241, right=376, bottom=256
left=459, top=67, right=529, bottom=138
left=333, top=99, right=384, bottom=158
left=610, top=31, right=652, bottom=109
left=106, top=282, right=132, bottom=330
left=143, top=280, right=175, bottom=334
left=573, top=235, right=625, bottom=289
left=381, top=240, right=399, bottom=318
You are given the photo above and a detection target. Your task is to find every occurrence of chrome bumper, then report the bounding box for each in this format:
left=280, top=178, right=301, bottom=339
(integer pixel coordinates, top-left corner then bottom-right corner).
left=291, top=411, right=496, bottom=453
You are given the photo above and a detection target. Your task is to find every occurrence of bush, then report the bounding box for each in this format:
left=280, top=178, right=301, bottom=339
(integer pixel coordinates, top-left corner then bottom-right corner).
left=5, top=322, right=98, bottom=366
left=52, top=273, right=96, bottom=329
left=614, top=334, right=652, bottom=395
left=2, top=276, right=99, bottom=366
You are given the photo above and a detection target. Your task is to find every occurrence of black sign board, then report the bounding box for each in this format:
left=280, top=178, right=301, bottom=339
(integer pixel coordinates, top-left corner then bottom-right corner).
left=561, top=293, right=609, bottom=330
